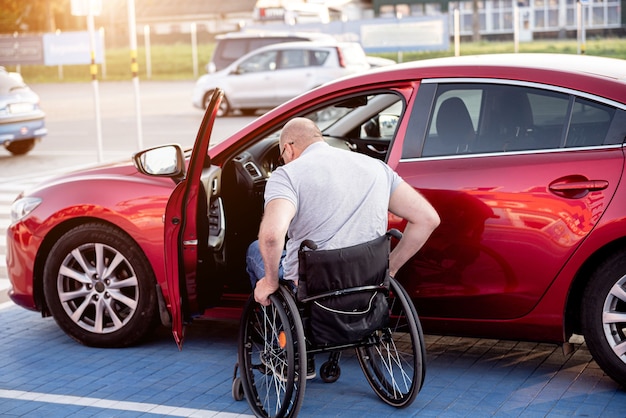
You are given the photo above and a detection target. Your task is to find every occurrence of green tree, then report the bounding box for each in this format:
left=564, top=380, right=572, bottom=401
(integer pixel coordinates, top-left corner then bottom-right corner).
left=0, top=0, right=82, bottom=34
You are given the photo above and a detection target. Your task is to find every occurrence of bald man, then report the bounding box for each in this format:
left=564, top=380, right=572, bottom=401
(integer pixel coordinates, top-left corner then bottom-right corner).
left=247, top=117, right=440, bottom=307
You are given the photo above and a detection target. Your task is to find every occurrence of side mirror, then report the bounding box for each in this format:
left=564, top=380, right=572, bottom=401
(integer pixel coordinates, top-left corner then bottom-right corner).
left=133, top=144, right=185, bottom=181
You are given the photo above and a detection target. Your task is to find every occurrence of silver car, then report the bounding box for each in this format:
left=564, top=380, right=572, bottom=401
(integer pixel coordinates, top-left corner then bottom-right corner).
left=191, top=41, right=371, bottom=116
left=0, top=68, right=47, bottom=155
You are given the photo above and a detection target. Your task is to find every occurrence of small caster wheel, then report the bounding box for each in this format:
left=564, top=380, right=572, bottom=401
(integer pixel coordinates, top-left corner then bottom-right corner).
left=232, top=376, right=244, bottom=401
left=320, top=361, right=341, bottom=383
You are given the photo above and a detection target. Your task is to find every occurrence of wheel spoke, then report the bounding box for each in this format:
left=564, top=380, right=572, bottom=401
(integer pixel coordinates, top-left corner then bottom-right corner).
left=70, top=297, right=92, bottom=322
left=59, top=264, right=92, bottom=285
left=108, top=289, right=138, bottom=310
left=107, top=275, right=138, bottom=290
left=71, top=248, right=95, bottom=276
left=59, top=287, right=91, bottom=303
left=603, top=311, right=626, bottom=324
left=102, top=298, right=124, bottom=328
left=609, top=282, right=626, bottom=303
left=613, top=340, right=626, bottom=357
left=101, top=252, right=126, bottom=280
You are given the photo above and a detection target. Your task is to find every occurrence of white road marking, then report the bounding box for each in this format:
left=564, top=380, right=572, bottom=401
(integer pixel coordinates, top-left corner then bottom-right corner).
left=0, top=389, right=252, bottom=417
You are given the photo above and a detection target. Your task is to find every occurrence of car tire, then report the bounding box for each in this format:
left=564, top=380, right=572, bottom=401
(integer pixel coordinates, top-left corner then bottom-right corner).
left=43, top=223, right=159, bottom=348
left=241, top=109, right=257, bottom=116
left=6, top=138, right=35, bottom=155
left=581, top=250, right=626, bottom=387
left=205, top=91, right=230, bottom=117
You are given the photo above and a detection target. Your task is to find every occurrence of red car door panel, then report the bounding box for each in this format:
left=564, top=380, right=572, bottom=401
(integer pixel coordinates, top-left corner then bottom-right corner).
left=394, top=147, right=623, bottom=320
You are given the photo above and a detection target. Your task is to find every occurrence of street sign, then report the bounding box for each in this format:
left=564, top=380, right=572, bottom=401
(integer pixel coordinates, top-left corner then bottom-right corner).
left=0, top=36, right=44, bottom=65
left=42, top=31, right=104, bottom=66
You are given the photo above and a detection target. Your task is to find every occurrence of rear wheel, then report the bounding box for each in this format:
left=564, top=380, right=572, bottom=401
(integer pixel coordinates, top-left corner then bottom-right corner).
left=205, top=91, right=230, bottom=116
left=356, top=277, right=425, bottom=407
left=6, top=138, right=36, bottom=155
left=238, top=286, right=306, bottom=418
left=582, top=250, right=626, bottom=387
left=43, top=223, right=158, bottom=347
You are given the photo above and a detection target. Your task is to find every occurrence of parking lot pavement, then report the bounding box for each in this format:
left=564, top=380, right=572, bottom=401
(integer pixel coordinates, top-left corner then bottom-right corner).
left=1, top=300, right=625, bottom=418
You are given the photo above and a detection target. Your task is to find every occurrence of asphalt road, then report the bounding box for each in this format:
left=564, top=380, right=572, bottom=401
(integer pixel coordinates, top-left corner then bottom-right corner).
left=0, top=80, right=256, bottom=181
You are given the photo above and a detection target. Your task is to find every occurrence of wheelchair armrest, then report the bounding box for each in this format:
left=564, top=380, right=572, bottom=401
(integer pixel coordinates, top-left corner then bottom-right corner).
left=299, top=239, right=318, bottom=251
left=387, top=228, right=403, bottom=240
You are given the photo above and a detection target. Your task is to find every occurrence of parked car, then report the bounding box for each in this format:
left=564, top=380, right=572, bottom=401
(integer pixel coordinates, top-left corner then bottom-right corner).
left=207, top=30, right=336, bottom=73
left=0, top=68, right=47, bottom=155
left=207, top=30, right=394, bottom=74
left=8, top=53, right=626, bottom=388
left=192, top=41, right=371, bottom=116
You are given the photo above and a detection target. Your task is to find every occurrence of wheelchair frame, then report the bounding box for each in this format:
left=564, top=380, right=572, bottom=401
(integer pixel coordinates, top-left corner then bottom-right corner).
left=233, top=274, right=426, bottom=418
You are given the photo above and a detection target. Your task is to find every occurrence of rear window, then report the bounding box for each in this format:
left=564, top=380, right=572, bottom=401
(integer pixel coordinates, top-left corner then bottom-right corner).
left=215, top=37, right=306, bottom=66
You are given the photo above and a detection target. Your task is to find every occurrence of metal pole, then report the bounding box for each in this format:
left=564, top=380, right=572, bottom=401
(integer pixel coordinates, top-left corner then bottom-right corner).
left=513, top=3, right=519, bottom=53
left=99, top=26, right=107, bottom=79
left=127, top=0, right=143, bottom=150
left=144, top=25, right=152, bottom=80
left=87, top=4, right=104, bottom=162
left=578, top=1, right=587, bottom=54
left=454, top=9, right=460, bottom=57
left=191, top=22, right=198, bottom=79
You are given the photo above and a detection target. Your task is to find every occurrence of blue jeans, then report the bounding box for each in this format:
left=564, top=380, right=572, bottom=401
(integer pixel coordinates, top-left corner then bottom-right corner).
left=245, top=240, right=286, bottom=289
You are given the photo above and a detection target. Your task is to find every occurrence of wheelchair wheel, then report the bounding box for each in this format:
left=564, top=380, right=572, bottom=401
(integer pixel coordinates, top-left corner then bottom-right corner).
left=238, top=285, right=307, bottom=418
left=356, top=277, right=426, bottom=408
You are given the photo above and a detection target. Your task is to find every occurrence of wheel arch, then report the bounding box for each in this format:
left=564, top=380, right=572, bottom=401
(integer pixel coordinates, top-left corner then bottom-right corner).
left=564, top=237, right=626, bottom=337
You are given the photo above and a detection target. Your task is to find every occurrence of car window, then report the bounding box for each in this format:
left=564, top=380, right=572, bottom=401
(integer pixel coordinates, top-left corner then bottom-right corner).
left=238, top=50, right=278, bottom=73
left=278, top=49, right=307, bottom=69
left=310, top=50, right=330, bottom=66
left=565, top=97, right=615, bottom=147
left=423, top=87, right=481, bottom=156
left=420, top=83, right=623, bottom=158
left=219, top=40, right=251, bottom=62
left=301, top=92, right=405, bottom=160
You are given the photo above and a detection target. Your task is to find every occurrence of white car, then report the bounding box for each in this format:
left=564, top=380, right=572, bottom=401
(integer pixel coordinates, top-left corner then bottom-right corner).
left=192, top=41, right=371, bottom=116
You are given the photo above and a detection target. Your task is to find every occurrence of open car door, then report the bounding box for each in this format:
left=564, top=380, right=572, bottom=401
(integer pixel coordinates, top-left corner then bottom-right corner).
left=164, top=89, right=224, bottom=349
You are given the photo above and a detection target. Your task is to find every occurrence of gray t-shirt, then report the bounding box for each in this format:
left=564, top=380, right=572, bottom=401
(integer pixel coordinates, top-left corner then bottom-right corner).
left=265, top=141, right=402, bottom=281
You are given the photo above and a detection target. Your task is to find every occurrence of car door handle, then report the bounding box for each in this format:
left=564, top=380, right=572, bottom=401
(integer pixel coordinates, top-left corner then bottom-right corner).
left=366, top=144, right=387, bottom=155
left=549, top=179, right=609, bottom=198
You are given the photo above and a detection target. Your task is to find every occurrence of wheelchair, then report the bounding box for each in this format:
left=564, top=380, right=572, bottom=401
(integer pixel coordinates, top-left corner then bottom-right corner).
left=232, top=230, right=426, bottom=418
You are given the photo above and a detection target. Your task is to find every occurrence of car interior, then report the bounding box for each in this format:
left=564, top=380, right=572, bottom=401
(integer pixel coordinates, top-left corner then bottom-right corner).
left=195, top=91, right=405, bottom=310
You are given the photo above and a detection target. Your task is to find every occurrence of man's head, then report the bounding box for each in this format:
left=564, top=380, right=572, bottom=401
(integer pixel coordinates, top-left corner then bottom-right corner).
left=279, top=118, right=324, bottom=165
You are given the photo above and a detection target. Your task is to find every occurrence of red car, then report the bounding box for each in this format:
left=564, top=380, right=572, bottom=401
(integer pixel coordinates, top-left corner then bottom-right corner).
left=7, top=53, right=626, bottom=388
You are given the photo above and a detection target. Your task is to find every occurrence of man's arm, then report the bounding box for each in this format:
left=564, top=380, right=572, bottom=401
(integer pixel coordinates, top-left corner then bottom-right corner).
left=388, top=182, right=440, bottom=278
left=254, top=198, right=296, bottom=306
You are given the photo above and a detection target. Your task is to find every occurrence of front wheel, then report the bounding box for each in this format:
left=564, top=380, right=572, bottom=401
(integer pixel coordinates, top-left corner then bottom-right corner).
left=581, top=250, right=626, bottom=387
left=238, top=286, right=306, bottom=418
left=43, top=223, right=159, bottom=347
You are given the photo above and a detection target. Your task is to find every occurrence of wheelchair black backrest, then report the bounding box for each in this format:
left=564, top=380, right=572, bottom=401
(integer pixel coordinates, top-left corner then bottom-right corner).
left=297, top=233, right=391, bottom=302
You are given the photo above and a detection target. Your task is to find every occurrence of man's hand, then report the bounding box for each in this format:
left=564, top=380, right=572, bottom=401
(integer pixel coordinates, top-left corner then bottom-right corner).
left=254, top=277, right=279, bottom=306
